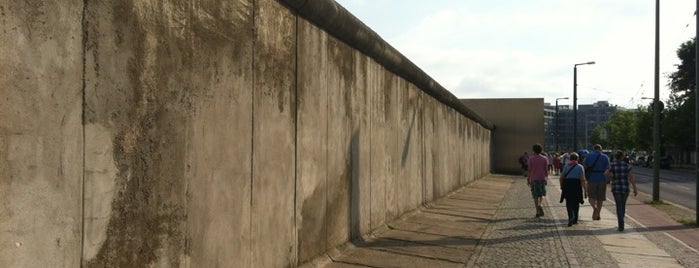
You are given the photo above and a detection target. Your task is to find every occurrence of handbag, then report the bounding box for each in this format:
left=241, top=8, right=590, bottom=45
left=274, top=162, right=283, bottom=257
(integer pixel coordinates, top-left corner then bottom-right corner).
left=559, top=165, right=575, bottom=203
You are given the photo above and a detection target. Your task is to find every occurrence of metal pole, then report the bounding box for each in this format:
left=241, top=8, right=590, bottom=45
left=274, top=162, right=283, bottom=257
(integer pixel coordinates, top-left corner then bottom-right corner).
left=556, top=100, right=560, bottom=152
left=653, top=0, right=660, bottom=202
left=695, top=0, right=698, bottom=224
left=573, top=67, right=578, bottom=150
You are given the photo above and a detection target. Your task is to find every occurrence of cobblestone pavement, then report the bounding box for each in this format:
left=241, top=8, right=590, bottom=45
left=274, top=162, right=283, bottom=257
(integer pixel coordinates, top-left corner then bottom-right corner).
left=467, top=177, right=616, bottom=267
left=469, top=176, right=696, bottom=268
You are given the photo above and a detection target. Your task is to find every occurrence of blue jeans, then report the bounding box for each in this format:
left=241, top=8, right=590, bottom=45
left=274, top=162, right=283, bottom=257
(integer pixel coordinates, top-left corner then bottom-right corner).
left=613, top=192, right=630, bottom=227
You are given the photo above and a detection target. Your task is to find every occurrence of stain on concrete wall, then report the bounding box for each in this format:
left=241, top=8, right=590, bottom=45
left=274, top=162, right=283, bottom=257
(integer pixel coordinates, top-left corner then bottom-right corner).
left=250, top=0, right=297, bottom=267
left=83, top=0, right=255, bottom=266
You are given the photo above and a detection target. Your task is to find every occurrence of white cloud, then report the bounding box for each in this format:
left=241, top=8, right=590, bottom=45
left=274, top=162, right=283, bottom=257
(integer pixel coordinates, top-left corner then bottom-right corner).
left=336, top=0, right=697, bottom=108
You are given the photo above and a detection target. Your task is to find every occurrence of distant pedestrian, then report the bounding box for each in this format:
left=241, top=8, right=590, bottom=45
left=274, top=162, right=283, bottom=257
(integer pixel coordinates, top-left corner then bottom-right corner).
left=547, top=153, right=554, bottom=173
left=527, top=144, right=549, bottom=217
left=553, top=153, right=561, bottom=175
left=584, top=144, right=610, bottom=221
left=559, top=153, right=587, bottom=226
left=518, top=152, right=529, bottom=177
left=559, top=148, right=573, bottom=172
left=605, top=150, right=638, bottom=231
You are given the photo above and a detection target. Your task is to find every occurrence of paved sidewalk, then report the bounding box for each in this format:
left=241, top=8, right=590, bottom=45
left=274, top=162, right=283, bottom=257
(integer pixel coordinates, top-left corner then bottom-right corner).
left=310, top=174, right=699, bottom=267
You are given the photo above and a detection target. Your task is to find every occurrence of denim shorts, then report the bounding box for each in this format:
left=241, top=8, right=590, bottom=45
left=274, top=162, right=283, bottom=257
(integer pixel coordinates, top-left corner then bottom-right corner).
left=530, top=180, right=547, bottom=199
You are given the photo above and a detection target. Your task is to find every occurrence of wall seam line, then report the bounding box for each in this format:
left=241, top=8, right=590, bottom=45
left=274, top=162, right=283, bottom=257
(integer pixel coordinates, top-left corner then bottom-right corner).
left=324, top=33, right=330, bottom=252
left=80, top=0, right=88, bottom=266
left=250, top=0, right=257, bottom=266
left=293, top=13, right=299, bottom=265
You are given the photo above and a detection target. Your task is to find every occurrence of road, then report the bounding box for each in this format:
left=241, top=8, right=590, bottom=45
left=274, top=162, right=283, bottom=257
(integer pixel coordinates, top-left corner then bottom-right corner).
left=632, top=166, right=697, bottom=211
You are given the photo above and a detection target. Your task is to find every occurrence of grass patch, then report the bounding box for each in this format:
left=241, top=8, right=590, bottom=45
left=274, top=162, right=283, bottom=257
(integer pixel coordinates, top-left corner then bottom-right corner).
left=644, top=199, right=667, bottom=206
left=638, top=196, right=697, bottom=227
left=677, top=219, right=698, bottom=227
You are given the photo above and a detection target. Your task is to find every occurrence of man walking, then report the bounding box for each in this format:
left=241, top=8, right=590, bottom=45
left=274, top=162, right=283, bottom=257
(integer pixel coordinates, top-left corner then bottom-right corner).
left=527, top=144, right=549, bottom=217
left=584, top=144, right=610, bottom=220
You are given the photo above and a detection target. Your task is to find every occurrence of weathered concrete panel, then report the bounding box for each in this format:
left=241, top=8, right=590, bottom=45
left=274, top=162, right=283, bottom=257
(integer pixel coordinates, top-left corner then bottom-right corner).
left=421, top=96, right=436, bottom=203
left=0, top=1, right=84, bottom=267
left=296, top=19, right=329, bottom=263
left=83, top=1, right=256, bottom=267
left=368, top=59, right=388, bottom=231
left=383, top=74, right=401, bottom=222
left=83, top=1, right=192, bottom=266
left=403, top=84, right=423, bottom=211
left=183, top=1, right=255, bottom=267
left=351, top=51, right=373, bottom=239
left=325, top=33, right=355, bottom=249
left=251, top=0, right=296, bottom=266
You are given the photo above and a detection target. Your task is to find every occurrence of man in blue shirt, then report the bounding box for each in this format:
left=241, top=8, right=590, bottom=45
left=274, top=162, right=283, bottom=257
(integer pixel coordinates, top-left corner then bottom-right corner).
left=584, top=144, right=610, bottom=220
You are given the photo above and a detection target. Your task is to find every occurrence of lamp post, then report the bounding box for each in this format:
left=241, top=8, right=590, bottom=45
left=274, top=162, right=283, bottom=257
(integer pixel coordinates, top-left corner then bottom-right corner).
left=642, top=96, right=662, bottom=202
left=555, top=97, right=569, bottom=152
left=695, top=0, right=698, bottom=225
left=652, top=0, right=660, bottom=202
left=573, top=61, right=595, bottom=150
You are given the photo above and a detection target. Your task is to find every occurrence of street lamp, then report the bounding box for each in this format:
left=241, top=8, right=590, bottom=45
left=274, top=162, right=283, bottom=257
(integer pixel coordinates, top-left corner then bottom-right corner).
left=573, top=61, right=595, bottom=150
left=694, top=0, right=698, bottom=225
left=555, top=97, right=569, bottom=152
left=652, top=0, right=660, bottom=202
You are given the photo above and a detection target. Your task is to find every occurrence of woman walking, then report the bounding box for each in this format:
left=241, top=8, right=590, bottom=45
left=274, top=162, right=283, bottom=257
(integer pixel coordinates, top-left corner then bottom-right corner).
left=559, top=153, right=587, bottom=226
left=605, top=150, right=638, bottom=231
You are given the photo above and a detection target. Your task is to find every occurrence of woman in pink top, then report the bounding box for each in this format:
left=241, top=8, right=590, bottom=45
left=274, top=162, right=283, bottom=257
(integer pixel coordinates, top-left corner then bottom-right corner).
left=527, top=144, right=550, bottom=217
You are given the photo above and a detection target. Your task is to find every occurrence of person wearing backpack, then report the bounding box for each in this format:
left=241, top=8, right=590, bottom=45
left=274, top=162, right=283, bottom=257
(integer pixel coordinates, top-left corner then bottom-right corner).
left=559, top=153, right=587, bottom=226
left=583, top=144, right=610, bottom=221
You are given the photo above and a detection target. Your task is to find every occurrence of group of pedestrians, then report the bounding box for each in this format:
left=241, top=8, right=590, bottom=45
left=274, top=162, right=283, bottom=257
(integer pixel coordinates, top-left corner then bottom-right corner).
left=524, top=144, right=638, bottom=231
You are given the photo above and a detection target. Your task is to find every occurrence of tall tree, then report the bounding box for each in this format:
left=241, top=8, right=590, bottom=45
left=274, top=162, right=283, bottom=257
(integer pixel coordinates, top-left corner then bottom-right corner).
left=665, top=38, right=696, bottom=152
left=668, top=39, right=696, bottom=107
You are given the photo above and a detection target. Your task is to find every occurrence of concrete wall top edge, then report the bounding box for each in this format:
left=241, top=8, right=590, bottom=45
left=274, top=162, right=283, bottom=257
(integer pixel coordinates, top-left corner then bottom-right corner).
left=276, top=0, right=495, bottom=130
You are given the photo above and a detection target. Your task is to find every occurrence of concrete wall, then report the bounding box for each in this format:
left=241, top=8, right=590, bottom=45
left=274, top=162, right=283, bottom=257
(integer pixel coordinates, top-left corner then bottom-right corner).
left=461, top=98, right=544, bottom=175
left=1, top=1, right=84, bottom=267
left=1, top=0, right=493, bottom=267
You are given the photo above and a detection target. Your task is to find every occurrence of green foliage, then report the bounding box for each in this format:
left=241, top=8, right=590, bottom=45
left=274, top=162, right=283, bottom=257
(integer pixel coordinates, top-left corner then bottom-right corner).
left=592, top=110, right=639, bottom=150
left=677, top=219, right=698, bottom=227
left=668, top=39, right=696, bottom=105
left=664, top=95, right=695, bottom=151
left=665, top=38, right=697, bottom=152
left=635, top=105, right=653, bottom=151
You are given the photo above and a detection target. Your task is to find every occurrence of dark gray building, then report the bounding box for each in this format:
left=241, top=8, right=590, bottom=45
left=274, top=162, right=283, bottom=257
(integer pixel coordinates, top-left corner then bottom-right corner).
left=545, top=101, right=617, bottom=152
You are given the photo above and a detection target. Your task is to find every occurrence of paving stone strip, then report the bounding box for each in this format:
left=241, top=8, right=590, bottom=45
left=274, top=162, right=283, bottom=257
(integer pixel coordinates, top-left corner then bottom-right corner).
left=322, top=175, right=513, bottom=267
left=467, top=177, right=570, bottom=267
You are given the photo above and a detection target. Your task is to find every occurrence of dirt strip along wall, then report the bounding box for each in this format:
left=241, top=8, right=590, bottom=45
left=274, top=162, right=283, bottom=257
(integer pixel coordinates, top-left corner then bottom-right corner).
left=0, top=0, right=493, bottom=267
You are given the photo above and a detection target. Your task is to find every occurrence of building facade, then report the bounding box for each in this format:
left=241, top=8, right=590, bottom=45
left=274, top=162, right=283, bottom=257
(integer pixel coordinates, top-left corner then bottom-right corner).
left=545, top=101, right=617, bottom=153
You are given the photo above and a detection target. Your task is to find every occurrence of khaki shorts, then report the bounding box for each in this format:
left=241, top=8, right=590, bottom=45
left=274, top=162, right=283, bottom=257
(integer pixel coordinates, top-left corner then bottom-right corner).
left=587, top=182, right=607, bottom=201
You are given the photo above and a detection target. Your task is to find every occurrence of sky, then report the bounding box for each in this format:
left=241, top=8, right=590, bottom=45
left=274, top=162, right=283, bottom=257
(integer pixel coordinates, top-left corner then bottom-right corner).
left=333, top=0, right=698, bottom=109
